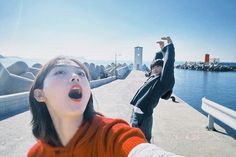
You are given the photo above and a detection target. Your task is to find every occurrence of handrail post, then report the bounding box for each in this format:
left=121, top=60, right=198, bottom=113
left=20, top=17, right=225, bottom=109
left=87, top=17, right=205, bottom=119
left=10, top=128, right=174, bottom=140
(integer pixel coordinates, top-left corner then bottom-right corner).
left=208, top=114, right=215, bottom=130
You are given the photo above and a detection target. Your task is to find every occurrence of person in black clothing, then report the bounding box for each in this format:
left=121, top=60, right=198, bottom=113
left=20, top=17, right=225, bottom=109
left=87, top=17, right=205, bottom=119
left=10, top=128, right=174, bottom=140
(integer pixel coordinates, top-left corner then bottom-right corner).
left=130, top=36, right=175, bottom=143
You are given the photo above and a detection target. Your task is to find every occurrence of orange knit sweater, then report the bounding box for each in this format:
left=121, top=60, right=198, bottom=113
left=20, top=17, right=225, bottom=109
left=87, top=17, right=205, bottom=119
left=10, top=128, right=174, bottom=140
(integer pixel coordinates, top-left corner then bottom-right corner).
left=27, top=115, right=146, bottom=157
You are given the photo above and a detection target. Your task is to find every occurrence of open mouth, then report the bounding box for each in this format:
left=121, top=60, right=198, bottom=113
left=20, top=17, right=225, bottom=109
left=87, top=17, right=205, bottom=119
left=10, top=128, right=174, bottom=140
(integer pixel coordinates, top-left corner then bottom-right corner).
left=68, top=85, right=82, bottom=100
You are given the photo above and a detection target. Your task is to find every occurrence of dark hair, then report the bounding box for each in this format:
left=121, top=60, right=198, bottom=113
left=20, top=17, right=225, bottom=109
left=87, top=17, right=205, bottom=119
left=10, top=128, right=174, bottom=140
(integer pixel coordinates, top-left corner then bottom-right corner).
left=29, top=56, right=96, bottom=146
left=150, top=59, right=164, bottom=69
left=161, top=90, right=172, bottom=100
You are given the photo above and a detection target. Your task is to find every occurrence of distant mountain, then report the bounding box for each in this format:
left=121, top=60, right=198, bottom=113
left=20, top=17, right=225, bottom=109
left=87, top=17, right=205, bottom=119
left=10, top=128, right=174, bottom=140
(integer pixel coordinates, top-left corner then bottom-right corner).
left=0, top=54, right=4, bottom=58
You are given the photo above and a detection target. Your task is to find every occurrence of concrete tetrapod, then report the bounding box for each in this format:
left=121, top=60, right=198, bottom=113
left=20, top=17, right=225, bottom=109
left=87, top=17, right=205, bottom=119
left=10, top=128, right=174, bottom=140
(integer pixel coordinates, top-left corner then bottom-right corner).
left=0, top=63, right=33, bottom=95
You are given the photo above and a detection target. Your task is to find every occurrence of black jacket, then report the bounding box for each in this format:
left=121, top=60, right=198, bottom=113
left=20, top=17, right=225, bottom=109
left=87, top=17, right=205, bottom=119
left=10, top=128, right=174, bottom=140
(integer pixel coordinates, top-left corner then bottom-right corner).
left=130, top=43, right=175, bottom=115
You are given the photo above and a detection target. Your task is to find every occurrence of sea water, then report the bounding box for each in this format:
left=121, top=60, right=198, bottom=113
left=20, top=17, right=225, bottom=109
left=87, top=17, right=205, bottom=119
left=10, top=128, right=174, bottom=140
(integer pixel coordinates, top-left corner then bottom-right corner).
left=173, top=69, right=236, bottom=137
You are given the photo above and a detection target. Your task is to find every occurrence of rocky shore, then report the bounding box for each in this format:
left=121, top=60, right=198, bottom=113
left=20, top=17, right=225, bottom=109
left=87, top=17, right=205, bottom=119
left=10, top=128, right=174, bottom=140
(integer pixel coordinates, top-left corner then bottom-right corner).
left=176, top=62, right=236, bottom=72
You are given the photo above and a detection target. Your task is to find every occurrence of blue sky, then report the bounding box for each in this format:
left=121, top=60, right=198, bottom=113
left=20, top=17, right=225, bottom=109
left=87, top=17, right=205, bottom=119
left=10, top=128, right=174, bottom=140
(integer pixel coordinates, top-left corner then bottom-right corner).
left=0, top=0, right=236, bottom=62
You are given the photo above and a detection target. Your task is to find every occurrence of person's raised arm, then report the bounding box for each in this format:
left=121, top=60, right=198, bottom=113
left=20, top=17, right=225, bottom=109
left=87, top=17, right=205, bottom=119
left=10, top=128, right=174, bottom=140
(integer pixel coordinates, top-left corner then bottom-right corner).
left=151, top=37, right=175, bottom=99
left=159, top=37, right=175, bottom=82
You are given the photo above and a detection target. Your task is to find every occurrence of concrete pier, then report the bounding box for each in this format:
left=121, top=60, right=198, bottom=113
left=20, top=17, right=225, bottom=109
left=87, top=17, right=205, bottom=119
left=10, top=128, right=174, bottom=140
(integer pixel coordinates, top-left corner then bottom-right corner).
left=0, top=70, right=235, bottom=157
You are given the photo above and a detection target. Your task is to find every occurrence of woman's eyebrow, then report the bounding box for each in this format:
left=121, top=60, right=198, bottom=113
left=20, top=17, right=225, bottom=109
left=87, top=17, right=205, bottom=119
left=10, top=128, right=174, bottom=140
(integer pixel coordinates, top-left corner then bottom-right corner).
left=54, top=65, right=83, bottom=70
left=51, top=65, right=85, bottom=73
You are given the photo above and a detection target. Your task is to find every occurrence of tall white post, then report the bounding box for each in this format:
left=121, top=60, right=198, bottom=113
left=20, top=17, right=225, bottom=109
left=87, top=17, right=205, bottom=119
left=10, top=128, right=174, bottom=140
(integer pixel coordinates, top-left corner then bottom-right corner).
left=134, top=46, right=143, bottom=70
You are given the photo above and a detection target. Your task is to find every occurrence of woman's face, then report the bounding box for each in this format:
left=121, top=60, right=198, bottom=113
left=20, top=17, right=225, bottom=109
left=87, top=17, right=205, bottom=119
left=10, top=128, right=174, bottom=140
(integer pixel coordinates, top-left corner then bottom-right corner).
left=151, top=65, right=162, bottom=76
left=39, top=60, right=91, bottom=118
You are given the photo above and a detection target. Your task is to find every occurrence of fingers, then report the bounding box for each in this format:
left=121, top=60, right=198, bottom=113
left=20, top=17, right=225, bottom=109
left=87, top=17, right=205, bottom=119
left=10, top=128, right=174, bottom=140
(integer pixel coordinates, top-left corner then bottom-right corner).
left=161, top=36, right=172, bottom=43
left=156, top=36, right=172, bottom=49
left=161, top=36, right=170, bottom=40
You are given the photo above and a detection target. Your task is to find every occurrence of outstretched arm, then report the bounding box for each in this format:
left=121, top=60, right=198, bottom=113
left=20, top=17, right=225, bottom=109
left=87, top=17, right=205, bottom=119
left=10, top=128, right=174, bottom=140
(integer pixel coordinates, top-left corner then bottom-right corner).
left=128, top=143, right=185, bottom=157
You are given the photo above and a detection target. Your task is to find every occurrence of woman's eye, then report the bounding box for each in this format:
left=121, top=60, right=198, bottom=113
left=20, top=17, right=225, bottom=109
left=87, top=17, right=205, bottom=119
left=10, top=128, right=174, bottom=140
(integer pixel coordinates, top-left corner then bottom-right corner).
left=54, top=70, right=65, bottom=75
left=78, top=72, right=85, bottom=77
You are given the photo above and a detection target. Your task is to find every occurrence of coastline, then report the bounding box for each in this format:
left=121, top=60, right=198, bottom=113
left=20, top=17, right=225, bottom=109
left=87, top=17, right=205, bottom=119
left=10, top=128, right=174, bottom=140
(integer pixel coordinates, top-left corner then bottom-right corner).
left=176, top=61, right=236, bottom=72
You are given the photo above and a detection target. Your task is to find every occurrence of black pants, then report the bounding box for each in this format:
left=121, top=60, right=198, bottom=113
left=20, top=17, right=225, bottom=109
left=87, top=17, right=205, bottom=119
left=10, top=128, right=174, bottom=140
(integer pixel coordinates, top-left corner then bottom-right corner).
left=130, top=111, right=153, bottom=143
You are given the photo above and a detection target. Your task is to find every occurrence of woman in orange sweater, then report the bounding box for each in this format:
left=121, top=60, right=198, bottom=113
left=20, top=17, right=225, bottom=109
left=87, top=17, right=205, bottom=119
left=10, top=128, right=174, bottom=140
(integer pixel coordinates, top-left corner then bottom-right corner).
left=27, top=56, right=183, bottom=157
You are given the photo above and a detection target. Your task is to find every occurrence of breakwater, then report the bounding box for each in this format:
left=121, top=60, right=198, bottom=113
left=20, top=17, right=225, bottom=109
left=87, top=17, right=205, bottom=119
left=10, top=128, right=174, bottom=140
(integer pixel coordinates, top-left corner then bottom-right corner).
left=0, top=59, right=131, bottom=96
left=0, top=59, right=131, bottom=120
left=176, top=62, right=236, bottom=72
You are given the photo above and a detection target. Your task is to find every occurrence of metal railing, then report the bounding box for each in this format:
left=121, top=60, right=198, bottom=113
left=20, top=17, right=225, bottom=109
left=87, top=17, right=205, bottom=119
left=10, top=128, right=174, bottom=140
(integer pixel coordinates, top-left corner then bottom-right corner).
left=201, top=97, right=236, bottom=131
